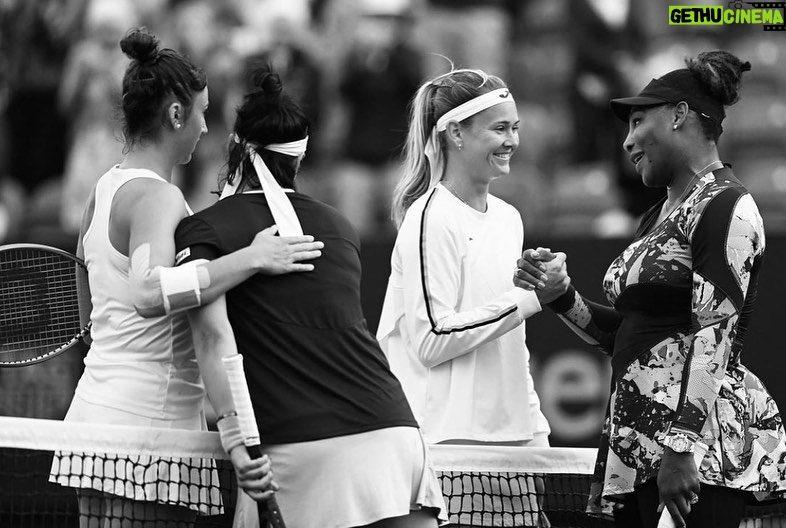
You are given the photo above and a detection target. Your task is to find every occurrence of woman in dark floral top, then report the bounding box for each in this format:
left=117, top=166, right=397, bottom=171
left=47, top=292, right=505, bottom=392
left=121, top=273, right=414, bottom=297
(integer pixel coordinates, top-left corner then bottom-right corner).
left=517, top=50, right=786, bottom=528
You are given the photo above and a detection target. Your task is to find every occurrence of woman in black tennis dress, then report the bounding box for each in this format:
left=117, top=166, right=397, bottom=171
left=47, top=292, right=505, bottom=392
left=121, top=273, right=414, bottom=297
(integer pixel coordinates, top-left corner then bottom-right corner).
left=174, top=66, right=446, bottom=528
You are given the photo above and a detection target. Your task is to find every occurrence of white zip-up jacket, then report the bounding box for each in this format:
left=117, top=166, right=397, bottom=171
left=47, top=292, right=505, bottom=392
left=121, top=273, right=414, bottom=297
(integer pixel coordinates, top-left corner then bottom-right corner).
left=377, top=184, right=549, bottom=443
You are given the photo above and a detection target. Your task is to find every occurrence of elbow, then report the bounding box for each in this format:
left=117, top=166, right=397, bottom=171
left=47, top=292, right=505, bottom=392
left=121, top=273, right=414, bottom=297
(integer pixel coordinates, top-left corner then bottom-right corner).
left=134, top=303, right=165, bottom=318
left=132, top=289, right=166, bottom=318
left=192, top=328, right=234, bottom=364
left=418, top=354, right=440, bottom=369
left=192, top=331, right=221, bottom=355
left=129, top=272, right=168, bottom=317
left=416, top=334, right=446, bottom=369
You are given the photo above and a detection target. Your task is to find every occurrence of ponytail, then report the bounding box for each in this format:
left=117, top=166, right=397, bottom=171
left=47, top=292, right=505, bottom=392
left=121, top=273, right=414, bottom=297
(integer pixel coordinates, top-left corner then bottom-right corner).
left=390, top=68, right=507, bottom=227
left=391, top=82, right=441, bottom=227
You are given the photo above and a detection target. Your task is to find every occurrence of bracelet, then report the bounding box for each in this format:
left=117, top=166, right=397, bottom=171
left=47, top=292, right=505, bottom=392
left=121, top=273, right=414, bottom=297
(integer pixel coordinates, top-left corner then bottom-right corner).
left=216, top=410, right=238, bottom=423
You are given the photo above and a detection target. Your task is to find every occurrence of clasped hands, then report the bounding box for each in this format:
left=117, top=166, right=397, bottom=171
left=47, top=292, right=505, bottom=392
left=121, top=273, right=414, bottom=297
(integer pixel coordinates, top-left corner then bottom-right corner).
left=513, top=247, right=570, bottom=304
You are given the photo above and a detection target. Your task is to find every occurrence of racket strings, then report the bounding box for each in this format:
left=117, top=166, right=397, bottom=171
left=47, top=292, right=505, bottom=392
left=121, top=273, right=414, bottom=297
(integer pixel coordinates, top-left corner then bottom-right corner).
left=0, top=248, right=87, bottom=364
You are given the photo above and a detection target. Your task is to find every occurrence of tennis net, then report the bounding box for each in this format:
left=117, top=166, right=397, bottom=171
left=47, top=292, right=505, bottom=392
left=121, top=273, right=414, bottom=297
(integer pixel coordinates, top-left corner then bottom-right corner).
left=430, top=444, right=609, bottom=528
left=0, top=416, right=234, bottom=527
left=1, top=417, right=785, bottom=527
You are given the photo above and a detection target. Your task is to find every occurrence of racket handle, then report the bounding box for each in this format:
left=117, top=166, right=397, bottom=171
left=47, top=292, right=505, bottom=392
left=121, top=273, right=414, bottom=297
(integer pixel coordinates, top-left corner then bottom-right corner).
left=261, top=497, right=287, bottom=528
left=245, top=443, right=286, bottom=528
left=223, top=355, right=286, bottom=528
left=245, top=443, right=264, bottom=459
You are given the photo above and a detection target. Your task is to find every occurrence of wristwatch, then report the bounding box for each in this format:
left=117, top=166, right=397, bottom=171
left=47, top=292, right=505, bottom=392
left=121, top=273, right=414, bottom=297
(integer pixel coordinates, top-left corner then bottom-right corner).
left=663, top=432, right=696, bottom=454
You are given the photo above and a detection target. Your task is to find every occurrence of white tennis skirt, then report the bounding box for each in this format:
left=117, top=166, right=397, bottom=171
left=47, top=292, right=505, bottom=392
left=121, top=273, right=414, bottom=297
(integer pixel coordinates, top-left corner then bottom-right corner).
left=233, top=426, right=448, bottom=528
left=48, top=394, right=222, bottom=515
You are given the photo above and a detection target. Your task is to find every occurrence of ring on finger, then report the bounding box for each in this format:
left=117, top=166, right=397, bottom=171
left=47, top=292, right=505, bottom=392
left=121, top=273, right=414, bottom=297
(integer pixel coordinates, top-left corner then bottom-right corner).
left=689, top=493, right=699, bottom=505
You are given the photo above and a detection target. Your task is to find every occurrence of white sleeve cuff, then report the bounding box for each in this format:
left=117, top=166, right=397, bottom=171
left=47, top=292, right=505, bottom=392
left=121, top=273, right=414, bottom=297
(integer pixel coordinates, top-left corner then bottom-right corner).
left=511, top=288, right=542, bottom=319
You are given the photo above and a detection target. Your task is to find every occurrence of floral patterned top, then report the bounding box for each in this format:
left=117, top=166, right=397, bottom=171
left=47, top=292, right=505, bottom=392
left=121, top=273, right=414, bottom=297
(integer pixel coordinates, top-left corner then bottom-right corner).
left=547, top=166, right=786, bottom=516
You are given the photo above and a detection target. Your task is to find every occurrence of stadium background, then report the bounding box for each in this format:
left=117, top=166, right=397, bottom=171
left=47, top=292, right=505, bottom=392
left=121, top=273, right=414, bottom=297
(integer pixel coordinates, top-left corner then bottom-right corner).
left=0, top=0, right=784, bottom=447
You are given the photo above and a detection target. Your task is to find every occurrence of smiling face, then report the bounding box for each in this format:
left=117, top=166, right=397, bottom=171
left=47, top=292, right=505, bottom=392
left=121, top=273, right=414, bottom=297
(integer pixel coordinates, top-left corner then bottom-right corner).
left=623, top=104, right=676, bottom=188
left=458, top=101, right=519, bottom=182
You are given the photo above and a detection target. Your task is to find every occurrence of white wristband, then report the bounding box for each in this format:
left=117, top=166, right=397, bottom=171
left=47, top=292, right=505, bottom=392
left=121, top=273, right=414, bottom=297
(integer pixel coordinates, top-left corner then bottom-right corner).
left=217, top=414, right=245, bottom=454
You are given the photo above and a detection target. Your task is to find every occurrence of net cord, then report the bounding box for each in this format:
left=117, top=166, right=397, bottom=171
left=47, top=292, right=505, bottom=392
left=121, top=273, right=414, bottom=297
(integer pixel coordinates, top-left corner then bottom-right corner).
left=0, top=416, right=228, bottom=459
left=429, top=444, right=597, bottom=474
left=0, top=417, right=599, bottom=475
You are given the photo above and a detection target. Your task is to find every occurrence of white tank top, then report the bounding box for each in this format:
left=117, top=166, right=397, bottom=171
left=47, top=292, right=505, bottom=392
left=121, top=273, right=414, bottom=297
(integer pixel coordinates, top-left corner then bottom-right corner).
left=74, top=166, right=204, bottom=420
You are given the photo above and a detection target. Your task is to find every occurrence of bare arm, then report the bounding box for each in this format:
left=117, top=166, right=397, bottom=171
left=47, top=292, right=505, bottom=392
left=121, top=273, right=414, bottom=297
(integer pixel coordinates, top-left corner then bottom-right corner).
left=187, top=294, right=278, bottom=501
left=125, top=182, right=323, bottom=317
left=76, top=186, right=95, bottom=346
left=186, top=295, right=237, bottom=419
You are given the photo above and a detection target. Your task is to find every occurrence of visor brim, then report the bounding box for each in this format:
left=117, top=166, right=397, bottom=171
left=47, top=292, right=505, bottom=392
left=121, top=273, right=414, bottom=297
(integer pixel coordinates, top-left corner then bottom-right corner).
left=609, top=96, right=669, bottom=122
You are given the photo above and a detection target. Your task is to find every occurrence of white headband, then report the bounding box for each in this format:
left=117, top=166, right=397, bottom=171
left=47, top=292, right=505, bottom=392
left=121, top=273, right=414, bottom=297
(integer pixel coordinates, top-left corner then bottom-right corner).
left=264, top=137, right=309, bottom=156
left=426, top=88, right=515, bottom=188
left=436, top=88, right=513, bottom=131
left=219, top=134, right=309, bottom=236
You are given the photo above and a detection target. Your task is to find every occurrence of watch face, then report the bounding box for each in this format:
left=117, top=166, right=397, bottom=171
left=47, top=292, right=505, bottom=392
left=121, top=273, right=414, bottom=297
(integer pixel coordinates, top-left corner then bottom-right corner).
left=667, top=435, right=693, bottom=452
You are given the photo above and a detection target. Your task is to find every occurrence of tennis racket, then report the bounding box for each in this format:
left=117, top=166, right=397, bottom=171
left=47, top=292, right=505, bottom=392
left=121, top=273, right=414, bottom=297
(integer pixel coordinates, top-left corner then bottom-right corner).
left=223, top=354, right=286, bottom=528
left=0, top=243, right=91, bottom=366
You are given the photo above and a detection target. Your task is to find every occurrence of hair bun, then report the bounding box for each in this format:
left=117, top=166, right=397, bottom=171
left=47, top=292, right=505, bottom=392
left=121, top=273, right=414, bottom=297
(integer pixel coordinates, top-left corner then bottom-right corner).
left=687, top=50, right=750, bottom=107
left=120, top=27, right=160, bottom=65
left=251, top=66, right=283, bottom=98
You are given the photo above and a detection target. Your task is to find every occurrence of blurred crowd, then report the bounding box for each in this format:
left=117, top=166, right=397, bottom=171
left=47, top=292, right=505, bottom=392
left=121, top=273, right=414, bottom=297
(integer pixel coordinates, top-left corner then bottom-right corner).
left=1, top=0, right=785, bottom=252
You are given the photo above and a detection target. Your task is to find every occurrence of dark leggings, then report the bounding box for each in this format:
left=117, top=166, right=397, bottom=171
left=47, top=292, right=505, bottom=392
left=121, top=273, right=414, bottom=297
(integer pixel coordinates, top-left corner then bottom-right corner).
left=613, top=477, right=750, bottom=528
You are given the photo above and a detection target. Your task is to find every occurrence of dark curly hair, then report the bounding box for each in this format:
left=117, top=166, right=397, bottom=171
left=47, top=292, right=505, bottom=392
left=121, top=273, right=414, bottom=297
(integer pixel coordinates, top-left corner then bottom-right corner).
left=119, top=27, right=207, bottom=151
left=686, top=50, right=751, bottom=141
left=224, top=65, right=310, bottom=192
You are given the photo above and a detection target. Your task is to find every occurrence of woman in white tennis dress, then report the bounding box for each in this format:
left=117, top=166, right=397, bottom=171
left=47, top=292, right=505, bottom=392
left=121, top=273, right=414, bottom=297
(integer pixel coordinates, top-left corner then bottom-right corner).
left=49, top=27, right=322, bottom=527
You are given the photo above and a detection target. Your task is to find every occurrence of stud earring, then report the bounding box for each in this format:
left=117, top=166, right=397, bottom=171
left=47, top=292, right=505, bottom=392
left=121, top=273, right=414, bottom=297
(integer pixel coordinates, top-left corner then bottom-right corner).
left=457, top=142, right=463, bottom=150
left=175, top=123, right=181, bottom=129
left=673, top=125, right=678, bottom=130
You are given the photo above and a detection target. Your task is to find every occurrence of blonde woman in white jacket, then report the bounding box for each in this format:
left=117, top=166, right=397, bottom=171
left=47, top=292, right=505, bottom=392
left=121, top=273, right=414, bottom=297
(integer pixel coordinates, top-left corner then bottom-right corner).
left=377, top=68, right=567, bottom=526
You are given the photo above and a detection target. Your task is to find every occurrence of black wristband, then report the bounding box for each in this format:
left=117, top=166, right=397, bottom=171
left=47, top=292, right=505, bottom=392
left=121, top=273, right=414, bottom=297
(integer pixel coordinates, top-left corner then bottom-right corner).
left=546, top=285, right=577, bottom=313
